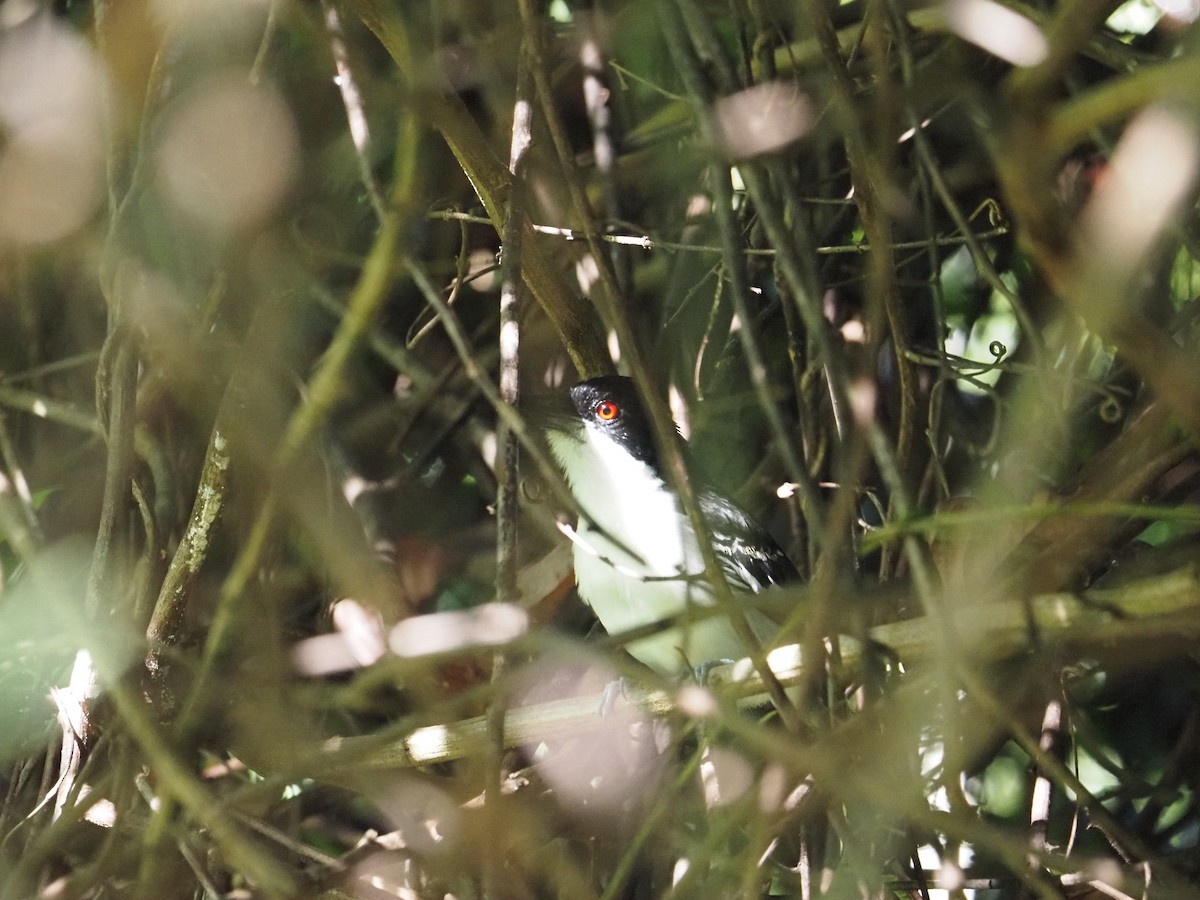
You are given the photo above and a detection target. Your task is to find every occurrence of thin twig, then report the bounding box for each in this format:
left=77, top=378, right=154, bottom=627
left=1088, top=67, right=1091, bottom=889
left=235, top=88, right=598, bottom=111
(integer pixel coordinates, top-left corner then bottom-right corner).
left=496, top=48, right=532, bottom=607
left=348, top=0, right=612, bottom=376
left=176, top=113, right=422, bottom=742
left=654, top=0, right=827, bottom=552
left=427, top=208, right=1010, bottom=256
left=144, top=422, right=230, bottom=661
left=580, top=26, right=631, bottom=294
left=522, top=0, right=804, bottom=731
left=799, top=0, right=919, bottom=505
left=321, top=0, right=386, bottom=223
left=327, top=565, right=1200, bottom=768
left=0, top=385, right=102, bottom=435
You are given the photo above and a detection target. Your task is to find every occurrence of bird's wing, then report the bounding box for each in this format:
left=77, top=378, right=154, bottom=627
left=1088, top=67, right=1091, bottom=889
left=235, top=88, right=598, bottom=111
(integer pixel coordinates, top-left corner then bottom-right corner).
left=698, top=488, right=798, bottom=592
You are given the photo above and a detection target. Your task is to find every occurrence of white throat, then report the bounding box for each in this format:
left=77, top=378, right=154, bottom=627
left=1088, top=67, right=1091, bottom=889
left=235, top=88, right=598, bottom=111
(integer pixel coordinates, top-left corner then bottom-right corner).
left=548, top=425, right=693, bottom=570
left=548, top=424, right=742, bottom=671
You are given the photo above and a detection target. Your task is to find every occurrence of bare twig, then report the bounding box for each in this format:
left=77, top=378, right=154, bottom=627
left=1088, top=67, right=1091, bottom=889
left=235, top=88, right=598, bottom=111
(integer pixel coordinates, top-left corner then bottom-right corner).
left=144, top=421, right=230, bottom=662
left=1028, top=698, right=1063, bottom=859
left=176, top=112, right=422, bottom=741
left=427, top=209, right=1010, bottom=255
left=325, top=565, right=1200, bottom=764
left=496, top=49, right=532, bottom=606
left=347, top=0, right=612, bottom=376
left=321, top=0, right=386, bottom=222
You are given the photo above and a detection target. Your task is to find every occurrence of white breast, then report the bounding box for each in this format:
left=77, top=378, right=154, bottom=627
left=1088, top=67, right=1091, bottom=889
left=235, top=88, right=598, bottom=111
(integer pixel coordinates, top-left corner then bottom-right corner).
left=548, top=426, right=751, bottom=672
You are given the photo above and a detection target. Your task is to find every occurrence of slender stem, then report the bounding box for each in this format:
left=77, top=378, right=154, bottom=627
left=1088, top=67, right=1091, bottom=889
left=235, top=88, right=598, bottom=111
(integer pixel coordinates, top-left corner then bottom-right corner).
left=655, top=3, right=826, bottom=546
left=799, top=0, right=918, bottom=484
left=177, top=116, right=420, bottom=739
left=496, top=49, right=532, bottom=607
left=321, top=0, right=386, bottom=223
left=348, top=0, right=612, bottom=376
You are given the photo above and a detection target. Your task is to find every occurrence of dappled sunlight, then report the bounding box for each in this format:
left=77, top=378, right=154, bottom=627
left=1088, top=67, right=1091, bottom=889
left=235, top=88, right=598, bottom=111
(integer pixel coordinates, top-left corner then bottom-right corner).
left=388, top=603, right=528, bottom=658
left=710, top=82, right=814, bottom=161
left=514, top=655, right=667, bottom=816
left=0, top=0, right=1198, bottom=895
left=1078, top=106, right=1200, bottom=272
left=0, top=15, right=107, bottom=246
left=698, top=744, right=753, bottom=808
left=155, top=75, right=299, bottom=234
left=944, top=0, right=1048, bottom=67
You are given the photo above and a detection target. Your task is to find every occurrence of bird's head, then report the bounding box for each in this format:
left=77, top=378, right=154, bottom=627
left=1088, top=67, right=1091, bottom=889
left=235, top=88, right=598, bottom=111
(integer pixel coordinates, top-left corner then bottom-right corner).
left=539, top=375, right=679, bottom=495
left=563, top=376, right=663, bottom=467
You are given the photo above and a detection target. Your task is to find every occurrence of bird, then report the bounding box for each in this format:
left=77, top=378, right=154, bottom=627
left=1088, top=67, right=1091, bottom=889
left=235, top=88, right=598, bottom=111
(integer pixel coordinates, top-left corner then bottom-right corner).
left=543, top=375, right=797, bottom=674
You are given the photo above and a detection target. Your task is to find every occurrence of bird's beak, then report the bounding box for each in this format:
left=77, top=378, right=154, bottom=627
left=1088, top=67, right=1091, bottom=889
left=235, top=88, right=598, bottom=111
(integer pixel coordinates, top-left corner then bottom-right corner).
left=523, top=390, right=580, bottom=438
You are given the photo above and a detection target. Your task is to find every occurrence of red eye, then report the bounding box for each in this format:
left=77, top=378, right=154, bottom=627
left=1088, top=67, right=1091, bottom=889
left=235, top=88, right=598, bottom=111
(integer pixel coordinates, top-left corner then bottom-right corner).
left=595, top=400, right=620, bottom=422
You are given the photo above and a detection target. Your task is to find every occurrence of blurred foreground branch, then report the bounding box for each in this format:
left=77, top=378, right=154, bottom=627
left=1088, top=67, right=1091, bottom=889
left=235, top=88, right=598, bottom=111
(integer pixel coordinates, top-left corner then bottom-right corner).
left=330, top=562, right=1200, bottom=770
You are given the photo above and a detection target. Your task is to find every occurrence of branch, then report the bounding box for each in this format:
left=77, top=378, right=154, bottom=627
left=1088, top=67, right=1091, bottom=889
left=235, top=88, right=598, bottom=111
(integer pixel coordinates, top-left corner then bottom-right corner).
left=320, top=563, right=1200, bottom=769
left=346, top=0, right=611, bottom=377
left=176, top=116, right=423, bottom=741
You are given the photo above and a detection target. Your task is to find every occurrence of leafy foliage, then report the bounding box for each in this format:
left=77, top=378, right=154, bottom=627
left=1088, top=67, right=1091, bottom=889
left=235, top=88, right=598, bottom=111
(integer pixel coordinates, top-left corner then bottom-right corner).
left=0, top=0, right=1198, bottom=897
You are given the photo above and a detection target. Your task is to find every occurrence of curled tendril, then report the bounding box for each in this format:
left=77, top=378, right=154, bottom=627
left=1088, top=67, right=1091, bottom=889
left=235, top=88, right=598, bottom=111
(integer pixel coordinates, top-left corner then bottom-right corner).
left=968, top=197, right=1006, bottom=228
left=988, top=340, right=1007, bottom=361
left=1098, top=393, right=1124, bottom=424
left=520, top=475, right=549, bottom=504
